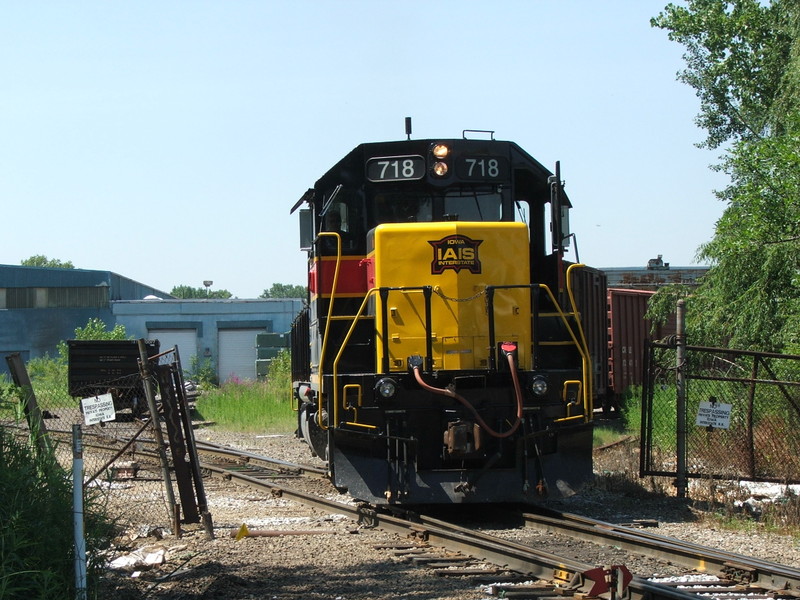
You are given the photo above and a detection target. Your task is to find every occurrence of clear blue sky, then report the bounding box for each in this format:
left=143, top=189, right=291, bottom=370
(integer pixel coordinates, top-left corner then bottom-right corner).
left=1, top=1, right=726, bottom=299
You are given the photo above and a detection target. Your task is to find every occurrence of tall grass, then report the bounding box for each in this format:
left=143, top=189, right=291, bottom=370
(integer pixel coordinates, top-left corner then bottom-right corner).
left=0, top=424, right=115, bottom=599
left=0, top=376, right=17, bottom=420
left=593, top=424, right=626, bottom=447
left=592, top=385, right=676, bottom=451
left=618, top=384, right=676, bottom=448
left=593, top=387, right=644, bottom=447
left=620, top=386, right=644, bottom=434
left=194, top=350, right=295, bottom=432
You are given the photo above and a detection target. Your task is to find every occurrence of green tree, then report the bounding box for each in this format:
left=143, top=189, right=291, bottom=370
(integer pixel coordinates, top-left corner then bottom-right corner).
left=20, top=255, right=74, bottom=269
left=650, top=0, right=800, bottom=352
left=652, top=0, right=796, bottom=149
left=170, top=284, right=232, bottom=299
left=260, top=283, right=307, bottom=299
left=73, top=317, right=128, bottom=340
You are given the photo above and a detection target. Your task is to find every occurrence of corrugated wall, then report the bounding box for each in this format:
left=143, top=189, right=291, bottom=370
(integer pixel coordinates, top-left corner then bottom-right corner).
left=607, top=288, right=653, bottom=397
left=572, top=265, right=609, bottom=402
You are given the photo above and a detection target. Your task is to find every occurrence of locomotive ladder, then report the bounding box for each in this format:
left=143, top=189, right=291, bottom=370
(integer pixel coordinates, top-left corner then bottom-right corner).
left=535, top=263, right=594, bottom=421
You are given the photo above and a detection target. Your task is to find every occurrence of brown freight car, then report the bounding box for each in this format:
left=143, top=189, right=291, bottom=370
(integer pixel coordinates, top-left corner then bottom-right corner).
left=606, top=288, right=676, bottom=409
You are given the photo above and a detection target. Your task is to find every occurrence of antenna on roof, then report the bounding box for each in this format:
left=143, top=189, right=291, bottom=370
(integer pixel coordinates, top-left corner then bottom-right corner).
left=405, top=117, right=412, bottom=140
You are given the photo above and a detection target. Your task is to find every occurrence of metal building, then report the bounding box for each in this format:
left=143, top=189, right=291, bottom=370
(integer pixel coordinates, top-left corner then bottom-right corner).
left=112, top=298, right=304, bottom=382
left=601, top=255, right=709, bottom=291
left=0, top=264, right=304, bottom=382
left=0, top=264, right=173, bottom=372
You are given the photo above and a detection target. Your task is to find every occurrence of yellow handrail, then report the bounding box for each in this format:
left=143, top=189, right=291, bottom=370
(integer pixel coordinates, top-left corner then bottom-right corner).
left=328, top=288, right=380, bottom=430
left=314, top=232, right=341, bottom=429
left=537, top=275, right=592, bottom=422
left=565, top=263, right=594, bottom=416
left=342, top=384, right=377, bottom=429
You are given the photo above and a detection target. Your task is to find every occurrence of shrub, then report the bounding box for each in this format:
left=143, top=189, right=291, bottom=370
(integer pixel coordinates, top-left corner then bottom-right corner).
left=0, top=425, right=115, bottom=599
left=265, top=349, right=292, bottom=405
left=188, top=355, right=219, bottom=388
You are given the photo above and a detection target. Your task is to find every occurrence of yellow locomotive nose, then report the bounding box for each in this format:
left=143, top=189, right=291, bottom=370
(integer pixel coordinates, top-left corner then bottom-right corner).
left=367, top=221, right=531, bottom=372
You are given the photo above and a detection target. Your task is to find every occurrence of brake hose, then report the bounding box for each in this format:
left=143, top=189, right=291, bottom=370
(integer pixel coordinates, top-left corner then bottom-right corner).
left=410, top=344, right=524, bottom=439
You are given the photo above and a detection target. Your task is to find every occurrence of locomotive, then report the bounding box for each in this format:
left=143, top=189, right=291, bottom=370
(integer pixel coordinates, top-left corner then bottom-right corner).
left=290, top=129, right=596, bottom=504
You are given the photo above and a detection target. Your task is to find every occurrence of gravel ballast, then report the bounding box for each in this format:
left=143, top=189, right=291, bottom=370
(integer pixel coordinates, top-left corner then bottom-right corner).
left=101, top=429, right=800, bottom=599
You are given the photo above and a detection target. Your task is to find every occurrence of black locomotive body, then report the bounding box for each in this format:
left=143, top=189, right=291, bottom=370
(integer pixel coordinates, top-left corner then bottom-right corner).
left=290, top=133, right=598, bottom=504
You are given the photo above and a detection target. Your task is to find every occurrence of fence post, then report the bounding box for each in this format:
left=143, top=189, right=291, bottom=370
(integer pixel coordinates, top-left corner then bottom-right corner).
left=171, top=347, right=215, bottom=540
left=72, top=425, right=87, bottom=600
left=746, top=358, right=759, bottom=478
left=5, top=353, right=51, bottom=457
left=675, top=299, right=688, bottom=498
left=640, top=339, right=652, bottom=476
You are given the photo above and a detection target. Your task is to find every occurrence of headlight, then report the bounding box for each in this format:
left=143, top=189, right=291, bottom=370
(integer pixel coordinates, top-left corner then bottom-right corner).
left=432, top=161, right=448, bottom=176
left=432, top=144, right=449, bottom=158
left=531, top=376, right=548, bottom=396
left=375, top=377, right=398, bottom=399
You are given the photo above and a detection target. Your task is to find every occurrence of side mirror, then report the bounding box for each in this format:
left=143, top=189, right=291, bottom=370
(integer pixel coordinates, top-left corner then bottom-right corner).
left=549, top=161, right=571, bottom=252
left=560, top=204, right=571, bottom=249
left=299, top=208, right=313, bottom=251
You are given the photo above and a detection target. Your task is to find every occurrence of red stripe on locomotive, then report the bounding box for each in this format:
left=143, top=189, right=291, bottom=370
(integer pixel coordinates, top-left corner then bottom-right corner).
left=308, top=256, right=368, bottom=297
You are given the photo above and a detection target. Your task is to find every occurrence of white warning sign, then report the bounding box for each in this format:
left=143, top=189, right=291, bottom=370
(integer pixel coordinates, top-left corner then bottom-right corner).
left=695, top=400, right=732, bottom=429
left=81, top=393, right=116, bottom=425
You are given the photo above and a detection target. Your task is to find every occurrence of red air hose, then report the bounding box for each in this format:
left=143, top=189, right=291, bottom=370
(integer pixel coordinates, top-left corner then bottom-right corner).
left=411, top=348, right=524, bottom=439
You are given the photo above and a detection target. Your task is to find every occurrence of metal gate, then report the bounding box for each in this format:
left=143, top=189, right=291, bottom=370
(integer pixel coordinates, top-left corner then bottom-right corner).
left=641, top=338, right=800, bottom=490
left=3, top=341, right=212, bottom=534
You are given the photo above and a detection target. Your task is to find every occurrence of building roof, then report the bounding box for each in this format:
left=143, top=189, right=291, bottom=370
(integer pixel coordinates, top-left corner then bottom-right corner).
left=0, top=264, right=174, bottom=300
left=601, top=256, right=709, bottom=290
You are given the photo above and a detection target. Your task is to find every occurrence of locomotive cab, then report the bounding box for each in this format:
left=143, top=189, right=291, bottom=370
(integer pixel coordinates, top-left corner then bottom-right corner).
left=290, top=134, right=595, bottom=504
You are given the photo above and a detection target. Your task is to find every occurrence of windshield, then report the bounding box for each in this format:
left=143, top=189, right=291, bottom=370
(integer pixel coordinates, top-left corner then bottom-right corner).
left=371, top=186, right=504, bottom=225
left=443, top=187, right=502, bottom=221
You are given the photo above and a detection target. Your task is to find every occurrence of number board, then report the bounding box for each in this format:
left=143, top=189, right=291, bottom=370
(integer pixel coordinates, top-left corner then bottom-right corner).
left=455, top=156, right=510, bottom=181
left=366, top=155, right=425, bottom=182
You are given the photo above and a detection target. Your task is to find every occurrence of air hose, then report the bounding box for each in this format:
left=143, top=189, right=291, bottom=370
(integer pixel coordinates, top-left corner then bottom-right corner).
left=410, top=342, right=524, bottom=439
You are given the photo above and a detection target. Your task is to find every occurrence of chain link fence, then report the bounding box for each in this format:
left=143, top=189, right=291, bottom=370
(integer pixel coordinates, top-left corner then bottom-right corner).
left=2, top=343, right=208, bottom=536
left=642, top=340, right=800, bottom=485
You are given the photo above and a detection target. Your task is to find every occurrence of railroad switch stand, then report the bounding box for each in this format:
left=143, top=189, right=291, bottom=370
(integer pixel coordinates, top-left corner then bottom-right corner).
left=581, top=565, right=632, bottom=599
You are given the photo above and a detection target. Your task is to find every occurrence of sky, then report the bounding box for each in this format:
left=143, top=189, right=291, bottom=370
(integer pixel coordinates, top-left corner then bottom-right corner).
left=1, top=1, right=729, bottom=299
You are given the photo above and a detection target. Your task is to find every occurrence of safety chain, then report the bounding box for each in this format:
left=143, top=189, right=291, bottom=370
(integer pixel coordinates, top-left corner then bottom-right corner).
left=432, top=285, right=486, bottom=303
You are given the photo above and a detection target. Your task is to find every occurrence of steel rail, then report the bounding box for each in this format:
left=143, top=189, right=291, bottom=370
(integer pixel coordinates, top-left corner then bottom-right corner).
left=405, top=512, right=700, bottom=600
left=194, top=440, right=328, bottom=478
left=523, top=509, right=800, bottom=594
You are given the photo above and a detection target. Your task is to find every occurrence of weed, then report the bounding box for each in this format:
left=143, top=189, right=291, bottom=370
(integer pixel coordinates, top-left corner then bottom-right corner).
left=0, top=425, right=115, bottom=599
left=194, top=351, right=295, bottom=432
left=188, top=355, right=219, bottom=388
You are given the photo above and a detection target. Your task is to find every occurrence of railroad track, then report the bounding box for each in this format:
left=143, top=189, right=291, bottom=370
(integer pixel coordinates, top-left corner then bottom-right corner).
left=194, top=439, right=328, bottom=479
left=523, top=508, right=800, bottom=594
left=22, top=424, right=800, bottom=600
left=193, top=442, right=800, bottom=600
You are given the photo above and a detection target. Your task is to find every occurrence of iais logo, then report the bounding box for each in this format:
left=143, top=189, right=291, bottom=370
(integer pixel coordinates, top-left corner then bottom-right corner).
left=428, top=235, right=483, bottom=274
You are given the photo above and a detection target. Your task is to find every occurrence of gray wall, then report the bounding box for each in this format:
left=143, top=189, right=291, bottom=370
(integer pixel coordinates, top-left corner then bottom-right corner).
left=112, top=298, right=304, bottom=379
left=0, top=264, right=304, bottom=382
left=0, top=307, right=115, bottom=363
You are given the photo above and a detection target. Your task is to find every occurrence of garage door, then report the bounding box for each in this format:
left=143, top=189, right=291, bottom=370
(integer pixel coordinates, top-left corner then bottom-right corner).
left=218, top=329, right=262, bottom=382
left=147, top=329, right=198, bottom=371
